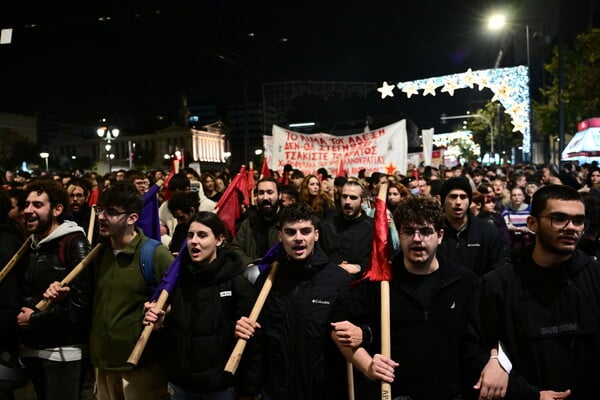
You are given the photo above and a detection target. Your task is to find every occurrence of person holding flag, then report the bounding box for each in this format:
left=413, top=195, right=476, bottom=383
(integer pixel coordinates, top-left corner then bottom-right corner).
left=234, top=202, right=351, bottom=400
left=88, top=182, right=174, bottom=400
left=332, top=196, right=478, bottom=399
left=143, top=212, right=261, bottom=400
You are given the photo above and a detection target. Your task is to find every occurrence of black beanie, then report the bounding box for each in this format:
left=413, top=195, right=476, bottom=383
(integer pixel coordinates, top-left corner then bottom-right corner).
left=440, top=177, right=472, bottom=204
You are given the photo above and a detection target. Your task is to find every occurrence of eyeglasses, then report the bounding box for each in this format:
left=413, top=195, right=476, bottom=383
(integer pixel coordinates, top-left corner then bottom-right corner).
left=400, top=226, right=436, bottom=239
left=93, top=206, right=130, bottom=217
left=540, top=212, right=587, bottom=230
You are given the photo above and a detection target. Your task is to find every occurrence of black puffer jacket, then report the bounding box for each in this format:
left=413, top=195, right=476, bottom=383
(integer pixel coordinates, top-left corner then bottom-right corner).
left=258, top=249, right=351, bottom=400
left=160, top=249, right=261, bottom=396
left=20, top=222, right=92, bottom=349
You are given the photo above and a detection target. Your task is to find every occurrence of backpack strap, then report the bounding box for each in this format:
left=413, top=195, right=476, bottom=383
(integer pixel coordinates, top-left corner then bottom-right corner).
left=58, top=232, right=85, bottom=267
left=140, top=238, right=161, bottom=293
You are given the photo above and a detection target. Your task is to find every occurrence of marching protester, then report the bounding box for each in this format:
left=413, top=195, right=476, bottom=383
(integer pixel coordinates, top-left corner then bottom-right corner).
left=229, top=177, right=281, bottom=278
left=332, top=196, right=478, bottom=399
left=0, top=189, right=28, bottom=400
left=17, top=178, right=93, bottom=400
left=463, top=184, right=600, bottom=399
left=319, top=179, right=374, bottom=277
left=437, top=177, right=505, bottom=277
left=144, top=212, right=261, bottom=399
left=234, top=202, right=351, bottom=400
left=88, top=182, right=174, bottom=399
left=298, top=174, right=336, bottom=220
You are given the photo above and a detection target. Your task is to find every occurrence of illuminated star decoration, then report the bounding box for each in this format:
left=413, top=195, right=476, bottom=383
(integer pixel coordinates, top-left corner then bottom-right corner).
left=400, top=83, right=419, bottom=98
left=385, top=162, right=397, bottom=175
left=422, top=80, right=439, bottom=96
left=440, top=80, right=458, bottom=96
left=380, top=66, right=531, bottom=159
left=377, top=81, right=395, bottom=99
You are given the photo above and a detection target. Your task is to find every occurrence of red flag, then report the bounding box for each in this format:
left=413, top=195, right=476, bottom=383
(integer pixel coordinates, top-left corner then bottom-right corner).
left=88, top=187, right=99, bottom=207
left=260, top=158, right=271, bottom=179
left=364, top=196, right=392, bottom=281
left=412, top=167, right=419, bottom=181
left=336, top=158, right=346, bottom=177
left=216, top=166, right=247, bottom=237
left=161, top=161, right=179, bottom=202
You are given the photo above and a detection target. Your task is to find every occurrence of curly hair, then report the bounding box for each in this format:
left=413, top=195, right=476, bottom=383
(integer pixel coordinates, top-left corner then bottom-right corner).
left=393, top=196, right=443, bottom=231
left=26, top=178, right=70, bottom=222
left=298, top=174, right=334, bottom=217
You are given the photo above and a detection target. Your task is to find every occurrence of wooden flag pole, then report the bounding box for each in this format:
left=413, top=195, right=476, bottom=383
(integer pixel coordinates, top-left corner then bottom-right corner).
left=224, top=261, right=280, bottom=374
left=377, top=182, right=392, bottom=400
left=127, top=289, right=170, bottom=366
left=0, top=237, right=32, bottom=284
left=35, top=244, right=103, bottom=311
left=87, top=205, right=96, bottom=244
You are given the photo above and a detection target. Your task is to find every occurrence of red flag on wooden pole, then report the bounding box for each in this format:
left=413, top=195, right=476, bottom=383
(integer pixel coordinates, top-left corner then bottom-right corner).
left=216, top=165, right=247, bottom=237
left=260, top=158, right=271, bottom=179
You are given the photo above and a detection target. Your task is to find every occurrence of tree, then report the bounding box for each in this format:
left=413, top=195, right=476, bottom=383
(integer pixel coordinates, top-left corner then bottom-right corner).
left=0, top=128, right=42, bottom=171
left=533, top=28, right=600, bottom=136
left=465, top=101, right=520, bottom=159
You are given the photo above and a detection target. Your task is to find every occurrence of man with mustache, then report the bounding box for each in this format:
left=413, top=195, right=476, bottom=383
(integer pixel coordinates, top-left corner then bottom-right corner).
left=230, top=177, right=281, bottom=279
left=17, top=178, right=92, bottom=400
left=462, top=184, right=600, bottom=399
left=437, top=177, right=504, bottom=277
left=319, top=179, right=373, bottom=277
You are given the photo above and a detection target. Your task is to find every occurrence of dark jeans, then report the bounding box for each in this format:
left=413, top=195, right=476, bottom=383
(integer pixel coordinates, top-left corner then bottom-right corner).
left=22, top=357, right=82, bottom=400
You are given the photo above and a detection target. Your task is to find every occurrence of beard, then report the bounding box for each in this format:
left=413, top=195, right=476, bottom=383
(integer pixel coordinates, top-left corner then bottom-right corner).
left=259, top=199, right=278, bottom=219
left=28, top=214, right=53, bottom=235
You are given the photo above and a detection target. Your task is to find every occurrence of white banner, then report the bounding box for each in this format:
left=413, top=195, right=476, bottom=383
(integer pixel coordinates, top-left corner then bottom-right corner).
left=267, top=120, right=408, bottom=176
left=421, top=128, right=434, bottom=167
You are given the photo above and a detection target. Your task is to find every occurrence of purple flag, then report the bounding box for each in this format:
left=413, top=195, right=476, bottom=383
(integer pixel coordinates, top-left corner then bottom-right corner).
left=257, top=242, right=283, bottom=273
left=138, top=184, right=161, bottom=241
left=150, top=239, right=188, bottom=301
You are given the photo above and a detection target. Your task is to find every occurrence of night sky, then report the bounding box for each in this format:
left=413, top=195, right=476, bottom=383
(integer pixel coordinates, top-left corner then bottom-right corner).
left=0, top=0, right=596, bottom=131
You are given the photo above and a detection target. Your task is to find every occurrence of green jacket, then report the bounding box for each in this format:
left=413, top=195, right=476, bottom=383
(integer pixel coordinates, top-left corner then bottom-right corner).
left=90, top=229, right=174, bottom=371
left=229, top=216, right=280, bottom=266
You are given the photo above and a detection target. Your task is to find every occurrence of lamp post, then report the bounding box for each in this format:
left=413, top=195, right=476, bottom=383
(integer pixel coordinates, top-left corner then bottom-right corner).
left=39, top=152, right=49, bottom=172
left=97, top=125, right=119, bottom=172
left=487, top=14, right=532, bottom=162
left=441, top=113, right=495, bottom=161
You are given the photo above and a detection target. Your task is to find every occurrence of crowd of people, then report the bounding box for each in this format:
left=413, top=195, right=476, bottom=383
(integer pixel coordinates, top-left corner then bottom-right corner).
left=0, top=158, right=599, bottom=400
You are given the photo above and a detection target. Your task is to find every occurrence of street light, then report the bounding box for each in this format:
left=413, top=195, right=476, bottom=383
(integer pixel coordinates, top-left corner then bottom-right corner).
left=488, top=13, right=532, bottom=162
left=441, top=113, right=495, bottom=160
left=39, top=152, right=49, bottom=172
left=97, top=125, right=119, bottom=172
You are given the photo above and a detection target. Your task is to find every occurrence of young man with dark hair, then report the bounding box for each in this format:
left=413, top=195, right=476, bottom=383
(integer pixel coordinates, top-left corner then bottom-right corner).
left=167, top=191, right=200, bottom=253
left=463, top=184, right=600, bottom=399
left=17, top=178, right=92, bottom=400
left=235, top=202, right=351, bottom=400
left=332, top=196, right=478, bottom=399
left=88, top=182, right=174, bottom=399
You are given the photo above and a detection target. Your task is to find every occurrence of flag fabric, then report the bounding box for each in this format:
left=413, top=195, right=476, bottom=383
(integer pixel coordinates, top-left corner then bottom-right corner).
left=150, top=239, right=187, bottom=301
left=364, top=197, right=392, bottom=282
left=216, top=166, right=247, bottom=237
left=138, top=183, right=162, bottom=241
left=336, top=158, right=346, bottom=177
left=260, top=158, right=271, bottom=179
left=88, top=187, right=99, bottom=207
left=257, top=242, right=283, bottom=273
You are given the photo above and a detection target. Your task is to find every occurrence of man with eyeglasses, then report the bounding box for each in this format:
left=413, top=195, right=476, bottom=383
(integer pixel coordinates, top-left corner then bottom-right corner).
left=332, top=196, right=478, bottom=399
left=462, top=184, right=600, bottom=399
left=89, top=182, right=174, bottom=399
left=437, top=177, right=505, bottom=277
left=67, top=178, right=98, bottom=244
